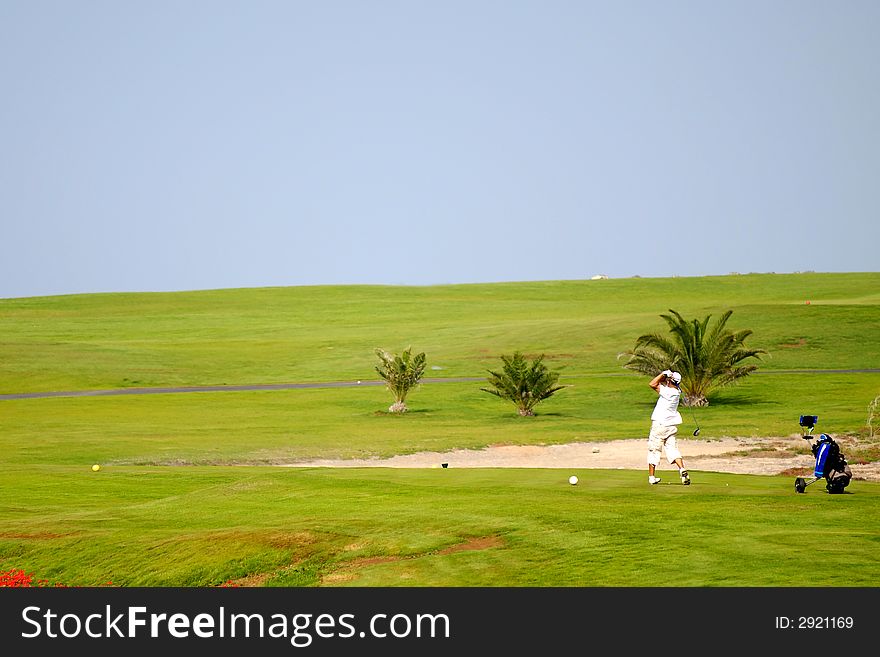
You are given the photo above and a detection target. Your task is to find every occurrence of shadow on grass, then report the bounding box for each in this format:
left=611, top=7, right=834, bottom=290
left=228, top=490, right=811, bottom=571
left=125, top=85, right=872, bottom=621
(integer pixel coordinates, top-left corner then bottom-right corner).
left=371, top=408, right=437, bottom=416
left=707, top=393, right=783, bottom=409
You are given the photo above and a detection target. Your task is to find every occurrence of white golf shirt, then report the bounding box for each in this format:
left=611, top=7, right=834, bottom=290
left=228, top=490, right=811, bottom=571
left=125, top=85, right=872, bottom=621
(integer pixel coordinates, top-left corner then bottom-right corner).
left=651, top=384, right=682, bottom=426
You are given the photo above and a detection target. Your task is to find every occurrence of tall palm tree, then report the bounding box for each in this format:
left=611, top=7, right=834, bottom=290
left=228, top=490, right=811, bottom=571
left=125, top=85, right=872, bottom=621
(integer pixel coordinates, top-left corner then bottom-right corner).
left=481, top=352, right=567, bottom=416
left=619, top=309, right=767, bottom=406
left=375, top=347, right=426, bottom=413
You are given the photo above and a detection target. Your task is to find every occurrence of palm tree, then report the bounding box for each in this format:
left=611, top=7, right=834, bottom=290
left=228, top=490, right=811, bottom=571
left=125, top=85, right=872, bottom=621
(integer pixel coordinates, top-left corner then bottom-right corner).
left=618, top=309, right=767, bottom=407
left=481, top=352, right=567, bottom=416
left=375, top=347, right=426, bottom=413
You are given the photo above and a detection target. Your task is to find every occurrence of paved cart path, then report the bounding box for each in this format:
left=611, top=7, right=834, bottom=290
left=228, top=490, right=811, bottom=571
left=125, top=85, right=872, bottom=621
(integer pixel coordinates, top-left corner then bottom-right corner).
left=2, top=369, right=878, bottom=400
left=0, top=377, right=481, bottom=400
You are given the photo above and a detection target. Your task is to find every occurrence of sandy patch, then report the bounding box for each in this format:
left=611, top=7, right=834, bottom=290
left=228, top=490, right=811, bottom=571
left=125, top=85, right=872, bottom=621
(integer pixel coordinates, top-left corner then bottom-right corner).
left=288, top=436, right=880, bottom=482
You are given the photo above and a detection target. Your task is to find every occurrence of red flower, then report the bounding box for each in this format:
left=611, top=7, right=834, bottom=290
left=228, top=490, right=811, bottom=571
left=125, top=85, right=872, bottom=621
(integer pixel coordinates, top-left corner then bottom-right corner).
left=0, top=569, right=116, bottom=588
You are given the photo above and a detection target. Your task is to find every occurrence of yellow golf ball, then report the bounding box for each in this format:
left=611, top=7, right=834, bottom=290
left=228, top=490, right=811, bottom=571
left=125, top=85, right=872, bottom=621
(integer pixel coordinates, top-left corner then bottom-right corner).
left=92, top=464, right=101, bottom=472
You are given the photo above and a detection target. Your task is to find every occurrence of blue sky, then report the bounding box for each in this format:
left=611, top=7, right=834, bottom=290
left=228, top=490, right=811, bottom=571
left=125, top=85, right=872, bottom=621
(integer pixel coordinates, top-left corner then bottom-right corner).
left=2, top=1, right=878, bottom=299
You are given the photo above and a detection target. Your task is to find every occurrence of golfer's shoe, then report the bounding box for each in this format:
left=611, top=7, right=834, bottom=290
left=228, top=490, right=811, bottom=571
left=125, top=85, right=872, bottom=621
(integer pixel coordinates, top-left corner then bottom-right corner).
left=648, top=476, right=661, bottom=485
left=680, top=470, right=690, bottom=485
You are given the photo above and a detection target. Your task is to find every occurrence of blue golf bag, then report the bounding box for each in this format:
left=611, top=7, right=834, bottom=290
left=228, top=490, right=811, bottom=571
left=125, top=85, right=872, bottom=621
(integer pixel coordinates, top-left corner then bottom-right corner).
left=794, top=416, right=852, bottom=494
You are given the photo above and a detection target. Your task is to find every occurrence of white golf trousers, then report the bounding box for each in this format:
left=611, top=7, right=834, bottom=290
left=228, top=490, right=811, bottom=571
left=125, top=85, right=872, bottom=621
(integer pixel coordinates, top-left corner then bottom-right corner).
left=647, top=422, right=682, bottom=466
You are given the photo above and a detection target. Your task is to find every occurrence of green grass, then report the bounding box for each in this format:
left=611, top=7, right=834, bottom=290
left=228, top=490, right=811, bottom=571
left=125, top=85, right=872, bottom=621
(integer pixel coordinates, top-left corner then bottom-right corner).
left=1, top=466, right=877, bottom=587
left=1, top=273, right=878, bottom=393
left=1, top=373, right=879, bottom=467
left=0, top=272, right=878, bottom=587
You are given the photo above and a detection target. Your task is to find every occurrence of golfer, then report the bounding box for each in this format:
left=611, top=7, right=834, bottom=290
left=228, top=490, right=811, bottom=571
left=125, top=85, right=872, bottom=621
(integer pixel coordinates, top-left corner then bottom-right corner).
left=646, top=370, right=690, bottom=485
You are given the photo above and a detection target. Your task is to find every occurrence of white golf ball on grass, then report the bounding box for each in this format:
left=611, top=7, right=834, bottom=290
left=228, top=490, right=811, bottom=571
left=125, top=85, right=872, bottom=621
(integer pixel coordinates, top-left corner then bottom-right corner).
left=568, top=475, right=578, bottom=485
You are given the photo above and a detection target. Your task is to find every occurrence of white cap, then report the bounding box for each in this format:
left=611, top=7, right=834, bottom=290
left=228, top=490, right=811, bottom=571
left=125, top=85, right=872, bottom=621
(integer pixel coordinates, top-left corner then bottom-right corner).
left=670, top=371, right=682, bottom=384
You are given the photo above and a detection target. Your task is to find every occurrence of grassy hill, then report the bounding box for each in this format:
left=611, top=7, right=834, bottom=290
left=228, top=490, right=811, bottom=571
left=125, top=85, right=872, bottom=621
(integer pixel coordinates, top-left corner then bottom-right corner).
left=2, top=272, right=878, bottom=393
left=0, top=272, right=878, bottom=587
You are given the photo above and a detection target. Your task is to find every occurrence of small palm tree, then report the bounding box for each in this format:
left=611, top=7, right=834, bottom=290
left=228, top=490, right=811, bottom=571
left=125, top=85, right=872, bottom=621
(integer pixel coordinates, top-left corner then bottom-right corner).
left=481, top=352, right=567, bottom=416
left=375, top=347, right=426, bottom=413
left=619, top=309, right=767, bottom=407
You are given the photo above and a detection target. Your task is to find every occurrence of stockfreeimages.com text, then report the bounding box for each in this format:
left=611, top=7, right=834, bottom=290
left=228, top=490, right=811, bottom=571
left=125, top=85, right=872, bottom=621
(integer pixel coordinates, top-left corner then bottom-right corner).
left=21, top=605, right=451, bottom=647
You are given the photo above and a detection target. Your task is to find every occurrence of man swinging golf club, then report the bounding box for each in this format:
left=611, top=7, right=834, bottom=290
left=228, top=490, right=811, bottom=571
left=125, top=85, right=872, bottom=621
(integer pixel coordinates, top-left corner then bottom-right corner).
left=646, top=370, right=690, bottom=485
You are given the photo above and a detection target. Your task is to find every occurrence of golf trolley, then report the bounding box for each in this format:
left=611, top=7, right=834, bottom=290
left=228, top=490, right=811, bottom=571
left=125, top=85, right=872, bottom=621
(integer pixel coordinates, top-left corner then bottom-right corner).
left=794, top=415, right=852, bottom=494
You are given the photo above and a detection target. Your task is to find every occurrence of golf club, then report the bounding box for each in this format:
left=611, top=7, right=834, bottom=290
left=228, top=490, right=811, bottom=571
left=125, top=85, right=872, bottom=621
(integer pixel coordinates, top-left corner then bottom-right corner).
left=686, top=403, right=700, bottom=436
left=677, top=381, right=700, bottom=436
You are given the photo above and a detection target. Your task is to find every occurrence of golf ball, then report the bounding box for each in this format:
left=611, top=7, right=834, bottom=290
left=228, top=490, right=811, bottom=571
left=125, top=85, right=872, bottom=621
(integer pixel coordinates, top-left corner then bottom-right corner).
left=569, top=475, right=578, bottom=485
left=92, top=464, right=101, bottom=472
